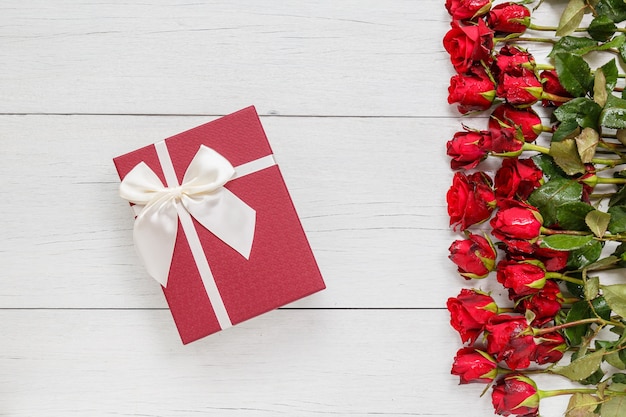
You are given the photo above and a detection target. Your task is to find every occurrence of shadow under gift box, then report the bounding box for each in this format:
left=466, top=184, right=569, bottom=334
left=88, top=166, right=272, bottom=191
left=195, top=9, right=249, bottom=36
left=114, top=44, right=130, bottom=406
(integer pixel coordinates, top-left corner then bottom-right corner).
left=113, top=106, right=326, bottom=344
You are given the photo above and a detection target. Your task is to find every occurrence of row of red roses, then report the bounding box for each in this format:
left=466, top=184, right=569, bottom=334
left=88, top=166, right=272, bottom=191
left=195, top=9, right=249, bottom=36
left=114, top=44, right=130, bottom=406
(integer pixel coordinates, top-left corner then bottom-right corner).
left=442, top=1, right=626, bottom=416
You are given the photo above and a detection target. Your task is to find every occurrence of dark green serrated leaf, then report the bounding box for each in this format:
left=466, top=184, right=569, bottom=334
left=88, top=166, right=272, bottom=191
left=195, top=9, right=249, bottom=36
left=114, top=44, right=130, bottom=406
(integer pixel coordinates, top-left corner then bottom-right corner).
left=601, top=58, right=619, bottom=91
left=591, top=296, right=612, bottom=320
left=553, top=97, right=602, bottom=129
left=550, top=36, right=598, bottom=56
left=610, top=185, right=626, bottom=207
left=551, top=139, right=587, bottom=175
left=557, top=201, right=594, bottom=231
left=553, top=120, right=580, bottom=142
left=621, top=42, right=626, bottom=66
left=564, top=300, right=593, bottom=345
left=600, top=94, right=626, bottom=129
left=588, top=15, right=617, bottom=41
left=568, top=240, right=603, bottom=269
left=555, top=53, right=594, bottom=97
left=608, top=205, right=626, bottom=234
left=584, top=255, right=620, bottom=271
left=596, top=0, right=626, bottom=23
left=531, top=154, right=567, bottom=179
left=541, top=234, right=594, bottom=251
left=529, top=178, right=584, bottom=226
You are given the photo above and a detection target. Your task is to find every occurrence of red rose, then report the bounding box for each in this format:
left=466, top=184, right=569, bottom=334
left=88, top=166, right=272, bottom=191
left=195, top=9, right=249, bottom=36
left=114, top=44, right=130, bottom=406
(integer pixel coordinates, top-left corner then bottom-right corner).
left=448, top=66, right=496, bottom=114
left=447, top=288, right=498, bottom=344
left=447, top=171, right=496, bottom=231
left=532, top=332, right=566, bottom=365
left=513, top=280, right=564, bottom=326
left=443, top=19, right=494, bottom=74
left=497, top=70, right=543, bottom=107
left=449, top=233, right=497, bottom=279
left=486, top=314, right=535, bottom=369
left=492, top=374, right=540, bottom=417
left=540, top=70, right=572, bottom=107
left=490, top=125, right=524, bottom=155
left=489, top=104, right=542, bottom=142
left=446, top=0, right=492, bottom=20
left=446, top=129, right=492, bottom=170
left=496, top=259, right=546, bottom=297
left=490, top=200, right=543, bottom=242
left=530, top=247, right=569, bottom=272
left=492, top=45, right=535, bottom=81
left=451, top=347, right=498, bottom=384
left=487, top=2, right=531, bottom=34
left=494, top=157, right=543, bottom=201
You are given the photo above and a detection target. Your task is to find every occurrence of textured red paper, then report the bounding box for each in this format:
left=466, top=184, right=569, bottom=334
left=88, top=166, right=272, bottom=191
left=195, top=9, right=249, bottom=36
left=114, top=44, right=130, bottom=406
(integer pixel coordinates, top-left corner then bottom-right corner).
left=113, top=106, right=326, bottom=344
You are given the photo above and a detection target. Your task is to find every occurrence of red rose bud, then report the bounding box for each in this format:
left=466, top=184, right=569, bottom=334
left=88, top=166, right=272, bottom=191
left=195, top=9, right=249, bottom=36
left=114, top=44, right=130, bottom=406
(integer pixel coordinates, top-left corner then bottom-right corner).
left=446, top=129, right=492, bottom=170
left=496, top=259, right=546, bottom=297
left=451, top=347, right=498, bottom=384
left=506, top=245, right=569, bottom=272
left=487, top=2, right=531, bottom=34
left=532, top=332, right=566, bottom=365
left=489, top=104, right=542, bottom=142
left=446, top=0, right=492, bottom=21
left=486, top=314, right=535, bottom=370
left=513, top=280, right=564, bottom=326
left=492, top=45, right=534, bottom=81
left=497, top=70, right=543, bottom=107
left=449, top=233, right=497, bottom=279
left=494, top=157, right=543, bottom=201
left=447, top=288, right=498, bottom=344
left=443, top=19, right=494, bottom=74
left=492, top=374, right=540, bottom=417
left=448, top=66, right=496, bottom=114
left=447, top=171, right=496, bottom=231
left=490, top=200, right=543, bottom=242
left=540, top=70, right=572, bottom=107
left=489, top=125, right=524, bottom=155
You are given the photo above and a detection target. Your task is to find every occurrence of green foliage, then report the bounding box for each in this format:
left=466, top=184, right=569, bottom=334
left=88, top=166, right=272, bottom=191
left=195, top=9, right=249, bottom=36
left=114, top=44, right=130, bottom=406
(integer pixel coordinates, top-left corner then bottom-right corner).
left=588, top=15, right=617, bottom=41
left=595, top=0, right=626, bottom=23
left=554, top=53, right=593, bottom=97
left=529, top=178, right=584, bottom=226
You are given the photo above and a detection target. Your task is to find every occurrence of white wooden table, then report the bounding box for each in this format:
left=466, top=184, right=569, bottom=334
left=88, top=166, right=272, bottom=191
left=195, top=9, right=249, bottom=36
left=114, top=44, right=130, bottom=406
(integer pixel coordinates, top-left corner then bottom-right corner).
left=0, top=1, right=570, bottom=415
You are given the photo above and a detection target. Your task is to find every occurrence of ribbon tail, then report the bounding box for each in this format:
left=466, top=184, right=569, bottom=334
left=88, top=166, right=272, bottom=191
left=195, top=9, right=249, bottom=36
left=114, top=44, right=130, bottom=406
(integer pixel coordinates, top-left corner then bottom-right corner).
left=133, top=198, right=180, bottom=287
left=184, top=189, right=256, bottom=259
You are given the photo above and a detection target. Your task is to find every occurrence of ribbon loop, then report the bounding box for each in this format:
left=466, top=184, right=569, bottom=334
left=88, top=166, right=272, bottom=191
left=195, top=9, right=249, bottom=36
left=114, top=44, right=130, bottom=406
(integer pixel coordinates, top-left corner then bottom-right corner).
left=120, top=145, right=256, bottom=287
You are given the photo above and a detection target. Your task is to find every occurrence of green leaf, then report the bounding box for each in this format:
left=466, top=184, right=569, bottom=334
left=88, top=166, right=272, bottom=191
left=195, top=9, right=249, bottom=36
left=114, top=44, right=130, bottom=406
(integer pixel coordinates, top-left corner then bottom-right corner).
left=594, top=67, right=609, bottom=107
left=608, top=205, right=626, bottom=234
left=550, top=139, right=587, bottom=175
left=586, top=209, right=611, bottom=237
left=576, top=128, right=600, bottom=163
left=588, top=15, right=618, bottom=41
left=554, top=120, right=581, bottom=142
left=591, top=296, right=612, bottom=320
left=529, top=178, right=584, bottom=226
left=601, top=394, right=626, bottom=417
left=600, top=94, right=626, bottom=129
left=553, top=97, right=602, bottom=129
left=541, top=234, right=594, bottom=251
left=551, top=349, right=605, bottom=381
left=620, top=41, right=626, bottom=66
left=603, top=284, right=626, bottom=319
left=557, top=0, right=588, bottom=37
left=557, top=202, right=595, bottom=231
left=564, top=300, right=593, bottom=345
left=550, top=36, right=598, bottom=57
left=583, top=255, right=620, bottom=271
left=531, top=154, right=567, bottom=179
left=565, top=393, right=601, bottom=417
left=596, top=0, right=626, bottom=23
left=610, top=185, right=626, bottom=207
left=568, top=240, right=603, bottom=269
left=600, top=58, right=619, bottom=92
left=585, top=276, right=600, bottom=300
left=554, top=53, right=593, bottom=97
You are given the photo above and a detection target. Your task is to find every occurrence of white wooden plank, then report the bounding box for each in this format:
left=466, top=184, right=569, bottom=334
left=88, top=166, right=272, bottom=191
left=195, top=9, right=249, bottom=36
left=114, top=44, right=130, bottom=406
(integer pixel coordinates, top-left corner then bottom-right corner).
left=0, top=115, right=465, bottom=309
left=0, top=0, right=452, bottom=117
left=0, top=309, right=570, bottom=417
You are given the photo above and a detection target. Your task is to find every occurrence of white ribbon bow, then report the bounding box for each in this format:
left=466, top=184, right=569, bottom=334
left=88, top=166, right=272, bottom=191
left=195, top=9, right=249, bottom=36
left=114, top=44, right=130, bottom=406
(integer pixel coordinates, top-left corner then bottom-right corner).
left=119, top=145, right=256, bottom=287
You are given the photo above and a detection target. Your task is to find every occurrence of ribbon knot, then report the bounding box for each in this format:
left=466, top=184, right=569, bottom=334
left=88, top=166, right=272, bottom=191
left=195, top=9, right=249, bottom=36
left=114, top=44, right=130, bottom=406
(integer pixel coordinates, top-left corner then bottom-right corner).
left=119, top=145, right=256, bottom=287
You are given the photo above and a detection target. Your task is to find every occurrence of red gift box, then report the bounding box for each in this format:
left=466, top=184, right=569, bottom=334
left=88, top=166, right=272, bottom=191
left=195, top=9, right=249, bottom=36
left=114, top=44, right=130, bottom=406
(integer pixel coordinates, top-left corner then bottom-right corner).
left=114, top=106, right=325, bottom=344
